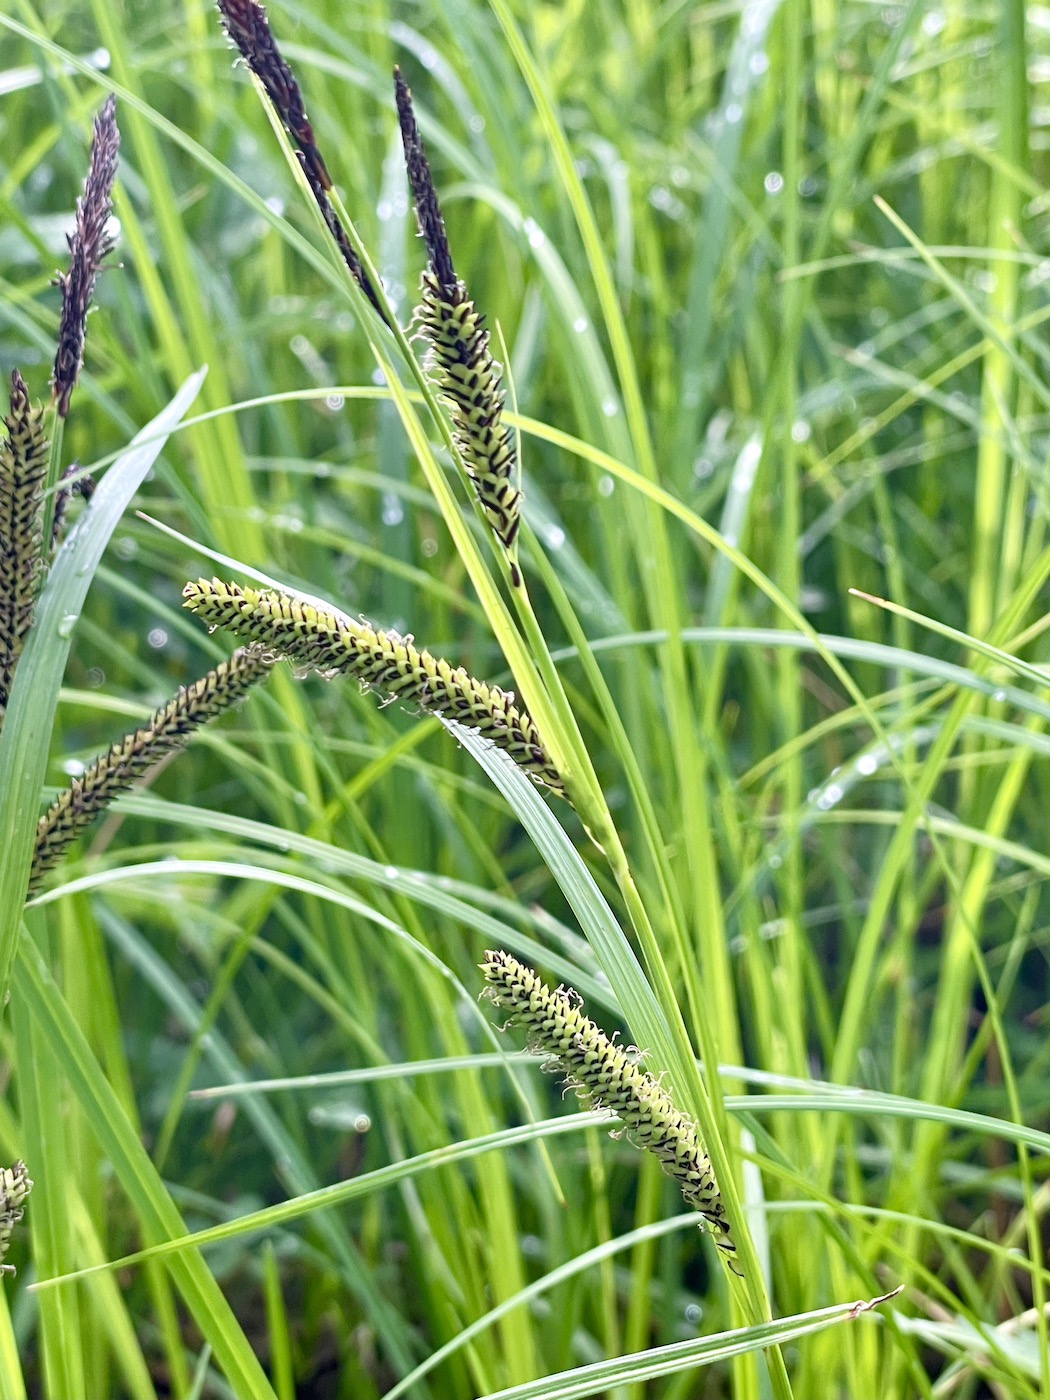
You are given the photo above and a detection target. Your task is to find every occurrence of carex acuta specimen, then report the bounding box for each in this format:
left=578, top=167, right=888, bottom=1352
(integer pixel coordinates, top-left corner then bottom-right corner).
left=183, top=578, right=566, bottom=795
left=482, top=950, right=739, bottom=1271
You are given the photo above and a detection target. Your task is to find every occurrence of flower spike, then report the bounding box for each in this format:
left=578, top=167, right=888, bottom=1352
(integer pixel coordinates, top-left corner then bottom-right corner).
left=0, top=1162, right=32, bottom=1276
left=53, top=94, right=120, bottom=418
left=395, top=69, right=523, bottom=575
left=0, top=372, right=49, bottom=725
left=31, top=647, right=275, bottom=888
left=481, top=950, right=739, bottom=1271
left=183, top=578, right=566, bottom=796
left=216, top=0, right=388, bottom=323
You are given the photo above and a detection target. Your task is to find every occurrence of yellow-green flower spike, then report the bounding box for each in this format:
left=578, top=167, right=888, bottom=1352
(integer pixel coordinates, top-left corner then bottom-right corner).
left=0, top=371, right=49, bottom=725
left=481, top=950, right=739, bottom=1272
left=31, top=647, right=275, bottom=888
left=183, top=578, right=565, bottom=796
left=0, top=1161, right=32, bottom=1276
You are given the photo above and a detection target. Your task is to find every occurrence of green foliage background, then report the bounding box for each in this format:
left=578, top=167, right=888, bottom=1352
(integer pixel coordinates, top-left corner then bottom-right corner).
left=0, top=0, right=1048, bottom=1396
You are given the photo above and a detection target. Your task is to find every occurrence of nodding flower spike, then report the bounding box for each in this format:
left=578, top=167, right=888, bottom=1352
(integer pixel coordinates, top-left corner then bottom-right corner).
left=394, top=70, right=523, bottom=575
left=31, top=647, right=276, bottom=888
left=481, top=950, right=740, bottom=1273
left=183, top=578, right=566, bottom=796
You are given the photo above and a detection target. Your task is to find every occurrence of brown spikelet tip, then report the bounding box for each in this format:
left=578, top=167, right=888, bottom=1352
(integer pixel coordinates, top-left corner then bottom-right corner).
left=394, top=67, right=456, bottom=295
left=216, top=0, right=330, bottom=190
left=52, top=94, right=120, bottom=418
left=215, top=0, right=388, bottom=321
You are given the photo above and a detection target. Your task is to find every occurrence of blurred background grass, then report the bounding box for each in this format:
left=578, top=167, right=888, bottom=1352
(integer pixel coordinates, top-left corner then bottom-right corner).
left=1, top=0, right=1049, bottom=1396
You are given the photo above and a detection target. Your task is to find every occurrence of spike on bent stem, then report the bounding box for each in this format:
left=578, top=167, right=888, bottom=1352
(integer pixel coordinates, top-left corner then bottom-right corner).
left=0, top=371, right=50, bottom=723
left=52, top=94, right=120, bottom=418
left=480, top=950, right=740, bottom=1272
left=30, top=647, right=276, bottom=889
left=182, top=577, right=566, bottom=797
left=216, top=0, right=386, bottom=320
left=394, top=70, right=522, bottom=563
left=0, top=1161, right=32, bottom=1277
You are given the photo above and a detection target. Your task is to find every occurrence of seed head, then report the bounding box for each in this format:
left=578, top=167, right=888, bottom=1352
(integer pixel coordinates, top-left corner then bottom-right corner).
left=182, top=578, right=565, bottom=795
left=0, top=1161, right=32, bottom=1276
left=53, top=94, right=120, bottom=418
left=481, top=950, right=739, bottom=1270
left=0, top=372, right=50, bottom=723
left=31, top=647, right=275, bottom=888
left=395, top=70, right=521, bottom=566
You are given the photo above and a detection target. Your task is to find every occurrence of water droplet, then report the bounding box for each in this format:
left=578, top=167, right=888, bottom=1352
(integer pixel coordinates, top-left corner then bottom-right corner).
left=749, top=51, right=770, bottom=76
left=725, top=102, right=743, bottom=125
left=601, top=398, right=620, bottom=417
left=544, top=525, right=566, bottom=550
left=856, top=753, right=878, bottom=776
left=62, top=758, right=85, bottom=778
left=523, top=218, right=546, bottom=249
left=791, top=420, right=811, bottom=444
left=376, top=198, right=394, bottom=222
left=290, top=334, right=309, bottom=355
left=57, top=613, right=78, bottom=639
left=768, top=853, right=782, bottom=870
left=764, top=170, right=784, bottom=195
left=372, top=368, right=387, bottom=387
left=992, top=688, right=1008, bottom=703
left=264, top=195, right=285, bottom=217
left=573, top=315, right=589, bottom=334
left=468, top=113, right=485, bottom=134
left=922, top=10, right=945, bottom=35
left=147, top=627, right=168, bottom=650
left=598, top=475, right=615, bottom=497
left=382, top=496, right=404, bottom=527
left=816, top=783, right=844, bottom=811
left=383, top=865, right=398, bottom=881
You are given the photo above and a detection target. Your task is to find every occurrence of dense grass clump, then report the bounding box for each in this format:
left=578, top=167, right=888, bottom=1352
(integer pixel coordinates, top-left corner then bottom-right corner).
left=0, top=1, right=1047, bottom=1397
